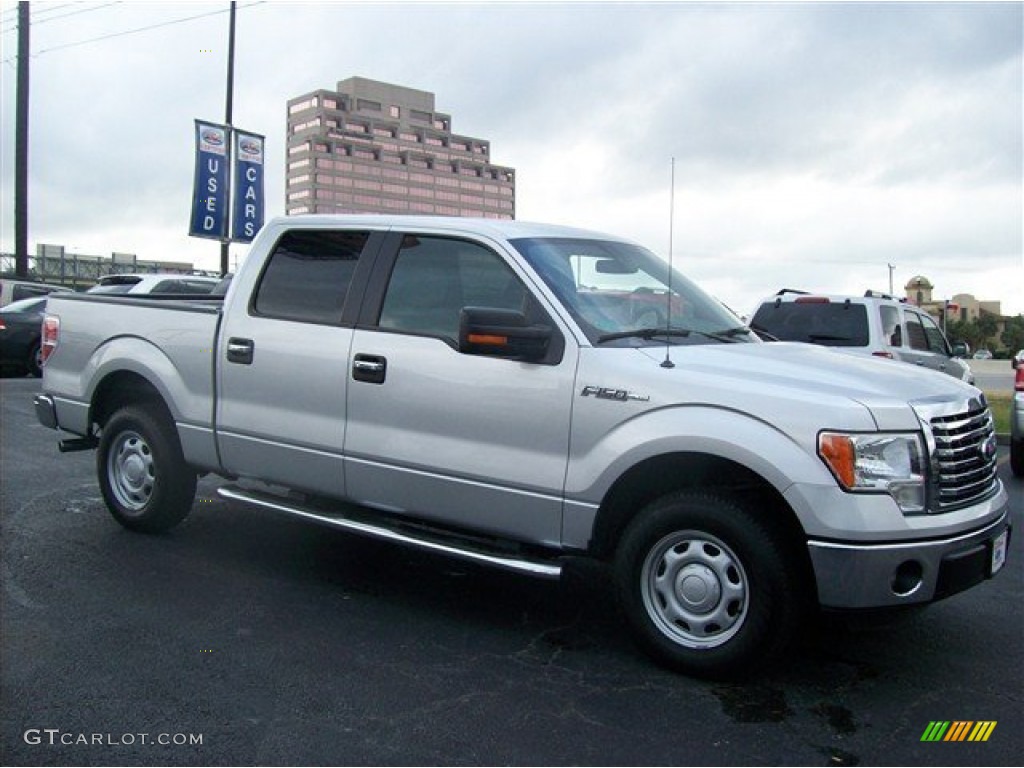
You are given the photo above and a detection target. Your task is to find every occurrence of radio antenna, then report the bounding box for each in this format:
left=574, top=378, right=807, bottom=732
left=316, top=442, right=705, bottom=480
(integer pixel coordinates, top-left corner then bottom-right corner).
left=661, top=156, right=676, bottom=369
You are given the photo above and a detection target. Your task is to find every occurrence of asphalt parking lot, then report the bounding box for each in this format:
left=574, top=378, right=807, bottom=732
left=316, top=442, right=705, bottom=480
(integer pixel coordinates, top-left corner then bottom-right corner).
left=1, top=375, right=1021, bottom=766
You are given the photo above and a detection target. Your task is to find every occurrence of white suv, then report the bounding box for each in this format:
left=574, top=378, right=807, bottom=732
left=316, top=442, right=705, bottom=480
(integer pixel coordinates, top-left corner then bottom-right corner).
left=87, top=273, right=219, bottom=296
left=751, top=289, right=974, bottom=384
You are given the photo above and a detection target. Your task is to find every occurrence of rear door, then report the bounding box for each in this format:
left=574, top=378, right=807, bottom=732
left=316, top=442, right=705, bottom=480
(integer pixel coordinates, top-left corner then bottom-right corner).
left=216, top=227, right=385, bottom=497
left=343, top=230, right=577, bottom=546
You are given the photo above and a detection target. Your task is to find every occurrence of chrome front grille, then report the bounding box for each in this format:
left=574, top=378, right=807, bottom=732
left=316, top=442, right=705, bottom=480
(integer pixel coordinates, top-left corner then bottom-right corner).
left=927, top=404, right=999, bottom=511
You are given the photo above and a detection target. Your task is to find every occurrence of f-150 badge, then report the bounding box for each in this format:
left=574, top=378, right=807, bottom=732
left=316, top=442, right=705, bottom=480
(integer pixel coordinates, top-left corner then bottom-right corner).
left=580, top=385, right=650, bottom=402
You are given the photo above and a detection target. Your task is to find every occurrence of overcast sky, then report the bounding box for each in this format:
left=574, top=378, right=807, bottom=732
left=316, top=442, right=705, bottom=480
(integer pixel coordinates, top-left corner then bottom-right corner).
left=1, top=0, right=1021, bottom=317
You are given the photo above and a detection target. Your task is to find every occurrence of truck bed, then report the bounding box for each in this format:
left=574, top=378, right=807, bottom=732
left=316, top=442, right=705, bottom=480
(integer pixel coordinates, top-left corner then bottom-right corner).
left=41, top=293, right=224, bottom=470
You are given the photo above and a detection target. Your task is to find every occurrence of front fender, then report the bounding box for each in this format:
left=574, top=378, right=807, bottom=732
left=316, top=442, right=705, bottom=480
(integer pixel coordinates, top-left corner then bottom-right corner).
left=566, top=404, right=837, bottom=505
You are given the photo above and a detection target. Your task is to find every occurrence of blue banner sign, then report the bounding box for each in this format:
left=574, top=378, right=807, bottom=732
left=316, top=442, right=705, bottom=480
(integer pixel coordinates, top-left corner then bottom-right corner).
left=189, top=120, right=230, bottom=240
left=231, top=130, right=265, bottom=243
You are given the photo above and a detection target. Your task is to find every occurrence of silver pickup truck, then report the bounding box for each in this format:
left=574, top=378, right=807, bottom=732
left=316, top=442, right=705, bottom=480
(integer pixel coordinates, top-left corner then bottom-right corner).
left=35, top=215, right=1010, bottom=678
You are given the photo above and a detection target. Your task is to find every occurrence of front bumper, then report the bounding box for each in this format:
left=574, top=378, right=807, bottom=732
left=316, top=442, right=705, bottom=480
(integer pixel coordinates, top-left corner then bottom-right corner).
left=808, top=509, right=1011, bottom=609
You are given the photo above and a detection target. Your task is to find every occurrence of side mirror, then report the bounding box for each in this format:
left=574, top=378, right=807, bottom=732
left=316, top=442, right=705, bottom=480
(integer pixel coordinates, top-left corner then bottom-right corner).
left=951, top=341, right=969, bottom=359
left=459, top=307, right=552, bottom=361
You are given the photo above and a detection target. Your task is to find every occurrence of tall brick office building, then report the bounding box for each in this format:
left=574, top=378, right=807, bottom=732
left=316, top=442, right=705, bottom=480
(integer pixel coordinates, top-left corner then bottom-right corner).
left=285, top=77, right=515, bottom=219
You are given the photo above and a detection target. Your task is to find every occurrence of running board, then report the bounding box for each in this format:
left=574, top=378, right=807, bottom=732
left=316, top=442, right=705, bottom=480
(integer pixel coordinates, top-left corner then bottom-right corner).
left=216, top=485, right=564, bottom=580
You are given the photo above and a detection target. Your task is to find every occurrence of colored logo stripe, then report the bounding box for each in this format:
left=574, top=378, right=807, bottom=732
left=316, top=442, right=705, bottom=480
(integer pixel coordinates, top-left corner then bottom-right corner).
left=920, top=721, right=996, bottom=742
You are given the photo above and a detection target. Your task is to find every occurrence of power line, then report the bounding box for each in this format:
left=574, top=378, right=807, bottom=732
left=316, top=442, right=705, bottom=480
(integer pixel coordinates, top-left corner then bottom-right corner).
left=0, top=2, right=263, bottom=63
left=0, top=2, right=120, bottom=34
left=1, top=2, right=79, bottom=22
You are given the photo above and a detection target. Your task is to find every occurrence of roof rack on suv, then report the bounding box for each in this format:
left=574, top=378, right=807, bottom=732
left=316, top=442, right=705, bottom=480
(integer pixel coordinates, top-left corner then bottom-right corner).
left=863, top=290, right=907, bottom=303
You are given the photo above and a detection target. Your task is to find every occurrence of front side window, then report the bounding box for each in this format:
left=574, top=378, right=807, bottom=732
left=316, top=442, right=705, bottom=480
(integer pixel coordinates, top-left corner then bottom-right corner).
left=512, top=237, right=750, bottom=346
left=378, top=236, right=530, bottom=343
left=253, top=230, right=369, bottom=324
left=905, top=313, right=929, bottom=351
left=916, top=311, right=951, bottom=355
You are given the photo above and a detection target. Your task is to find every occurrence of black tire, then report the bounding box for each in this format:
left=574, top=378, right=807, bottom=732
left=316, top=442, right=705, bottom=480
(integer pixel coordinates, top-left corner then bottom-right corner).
left=613, top=491, right=805, bottom=679
left=26, top=342, right=42, bottom=378
left=97, top=404, right=197, bottom=533
left=1011, top=439, right=1023, bottom=478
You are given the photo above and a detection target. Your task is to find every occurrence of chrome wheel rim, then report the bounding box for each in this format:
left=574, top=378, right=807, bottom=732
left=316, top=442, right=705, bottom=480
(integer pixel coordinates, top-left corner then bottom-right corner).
left=641, top=530, right=749, bottom=648
left=107, top=430, right=155, bottom=513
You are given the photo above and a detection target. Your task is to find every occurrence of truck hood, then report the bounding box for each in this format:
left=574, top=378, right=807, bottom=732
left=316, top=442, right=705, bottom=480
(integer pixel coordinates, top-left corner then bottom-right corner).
left=634, top=341, right=980, bottom=431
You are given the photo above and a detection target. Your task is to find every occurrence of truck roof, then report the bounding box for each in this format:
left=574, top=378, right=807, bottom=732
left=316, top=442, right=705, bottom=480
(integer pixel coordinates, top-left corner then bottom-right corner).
left=264, top=214, right=636, bottom=245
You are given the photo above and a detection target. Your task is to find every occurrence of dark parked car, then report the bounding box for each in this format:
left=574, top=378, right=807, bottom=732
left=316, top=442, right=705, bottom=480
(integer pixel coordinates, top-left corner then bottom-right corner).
left=0, top=295, right=47, bottom=377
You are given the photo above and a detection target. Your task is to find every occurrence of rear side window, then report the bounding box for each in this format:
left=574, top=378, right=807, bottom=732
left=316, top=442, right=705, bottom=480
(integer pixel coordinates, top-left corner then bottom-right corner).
left=150, top=279, right=215, bottom=295
left=253, top=230, right=370, bottom=324
left=751, top=302, right=869, bottom=347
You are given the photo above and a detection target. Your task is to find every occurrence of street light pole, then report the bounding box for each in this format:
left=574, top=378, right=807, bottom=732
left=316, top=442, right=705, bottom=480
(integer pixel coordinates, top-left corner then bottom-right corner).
left=220, top=0, right=237, bottom=277
left=887, top=263, right=895, bottom=296
left=15, top=1, right=30, bottom=278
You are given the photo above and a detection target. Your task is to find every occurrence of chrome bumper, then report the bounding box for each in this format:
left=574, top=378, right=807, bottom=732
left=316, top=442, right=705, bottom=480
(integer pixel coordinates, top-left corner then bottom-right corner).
left=808, top=508, right=1011, bottom=609
left=34, top=393, right=58, bottom=430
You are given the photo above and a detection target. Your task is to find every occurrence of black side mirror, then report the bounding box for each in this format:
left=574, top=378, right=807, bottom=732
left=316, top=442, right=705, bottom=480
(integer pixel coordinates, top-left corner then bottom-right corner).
left=459, top=307, right=552, bottom=361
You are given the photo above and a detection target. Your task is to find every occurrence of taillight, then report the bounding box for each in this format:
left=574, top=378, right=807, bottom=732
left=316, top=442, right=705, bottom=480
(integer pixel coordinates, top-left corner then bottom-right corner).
left=41, top=314, right=59, bottom=367
left=1015, top=366, right=1024, bottom=392
left=794, top=296, right=831, bottom=304
left=872, top=351, right=895, bottom=359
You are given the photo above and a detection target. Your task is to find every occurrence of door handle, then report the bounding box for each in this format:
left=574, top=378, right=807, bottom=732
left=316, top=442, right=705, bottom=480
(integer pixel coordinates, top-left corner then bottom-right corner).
left=227, top=337, right=254, bottom=365
left=353, top=353, right=386, bottom=384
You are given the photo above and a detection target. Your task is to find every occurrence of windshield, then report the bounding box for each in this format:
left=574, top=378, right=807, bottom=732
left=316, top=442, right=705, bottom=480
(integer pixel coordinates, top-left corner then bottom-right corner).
left=509, top=236, right=751, bottom=346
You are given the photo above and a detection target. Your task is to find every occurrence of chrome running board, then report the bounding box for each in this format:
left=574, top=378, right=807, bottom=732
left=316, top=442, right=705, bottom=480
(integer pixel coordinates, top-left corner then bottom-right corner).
left=216, top=484, right=564, bottom=580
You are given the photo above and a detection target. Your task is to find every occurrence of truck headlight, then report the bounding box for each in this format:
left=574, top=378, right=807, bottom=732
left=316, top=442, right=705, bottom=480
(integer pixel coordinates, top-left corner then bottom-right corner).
left=818, top=432, right=926, bottom=513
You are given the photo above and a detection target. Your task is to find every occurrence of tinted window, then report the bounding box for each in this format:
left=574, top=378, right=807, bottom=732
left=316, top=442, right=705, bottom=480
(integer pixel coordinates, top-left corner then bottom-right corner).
left=253, top=230, right=369, bottom=324
left=150, top=279, right=216, bottom=295
left=916, top=311, right=950, bottom=355
left=13, top=284, right=55, bottom=301
left=905, top=313, right=929, bottom=351
left=2, top=297, right=47, bottom=313
left=379, top=235, right=528, bottom=342
left=750, top=302, right=869, bottom=347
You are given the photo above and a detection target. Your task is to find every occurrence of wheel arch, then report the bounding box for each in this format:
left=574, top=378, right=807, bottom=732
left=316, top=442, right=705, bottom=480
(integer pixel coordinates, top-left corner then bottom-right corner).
left=90, top=370, right=173, bottom=431
left=589, top=451, right=816, bottom=600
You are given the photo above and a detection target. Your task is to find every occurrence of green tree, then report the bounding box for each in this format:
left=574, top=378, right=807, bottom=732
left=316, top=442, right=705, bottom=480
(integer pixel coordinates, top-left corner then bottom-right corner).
left=1001, top=315, right=1024, bottom=353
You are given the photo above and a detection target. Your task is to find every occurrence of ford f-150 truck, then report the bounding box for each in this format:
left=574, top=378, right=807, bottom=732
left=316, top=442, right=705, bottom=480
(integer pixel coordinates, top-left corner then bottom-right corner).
left=35, top=215, right=1010, bottom=678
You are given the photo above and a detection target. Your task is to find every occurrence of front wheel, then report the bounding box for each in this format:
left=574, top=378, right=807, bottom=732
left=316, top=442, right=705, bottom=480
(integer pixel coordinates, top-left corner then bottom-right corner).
left=614, top=491, right=805, bottom=679
left=97, top=405, right=197, bottom=533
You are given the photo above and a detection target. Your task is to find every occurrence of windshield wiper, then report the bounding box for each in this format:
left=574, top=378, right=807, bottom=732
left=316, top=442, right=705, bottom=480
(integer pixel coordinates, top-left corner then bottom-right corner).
left=597, top=327, right=692, bottom=344
left=597, top=326, right=743, bottom=344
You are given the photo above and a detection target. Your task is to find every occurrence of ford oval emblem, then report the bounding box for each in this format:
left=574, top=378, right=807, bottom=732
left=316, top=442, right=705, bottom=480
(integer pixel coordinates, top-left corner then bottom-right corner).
left=980, top=435, right=997, bottom=461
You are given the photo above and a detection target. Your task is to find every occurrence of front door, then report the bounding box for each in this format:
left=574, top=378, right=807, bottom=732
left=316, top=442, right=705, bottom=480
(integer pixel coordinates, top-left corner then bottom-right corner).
left=343, top=233, right=577, bottom=547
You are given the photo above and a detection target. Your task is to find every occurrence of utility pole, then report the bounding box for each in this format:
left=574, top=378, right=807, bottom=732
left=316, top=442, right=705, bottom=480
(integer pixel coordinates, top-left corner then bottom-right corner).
left=220, top=0, right=236, bottom=277
left=887, top=263, right=895, bottom=296
left=14, top=1, right=30, bottom=278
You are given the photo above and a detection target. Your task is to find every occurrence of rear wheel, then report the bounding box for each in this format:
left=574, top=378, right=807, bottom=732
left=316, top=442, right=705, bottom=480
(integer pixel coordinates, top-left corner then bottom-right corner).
left=614, top=491, right=805, bottom=679
left=97, top=404, right=197, bottom=533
